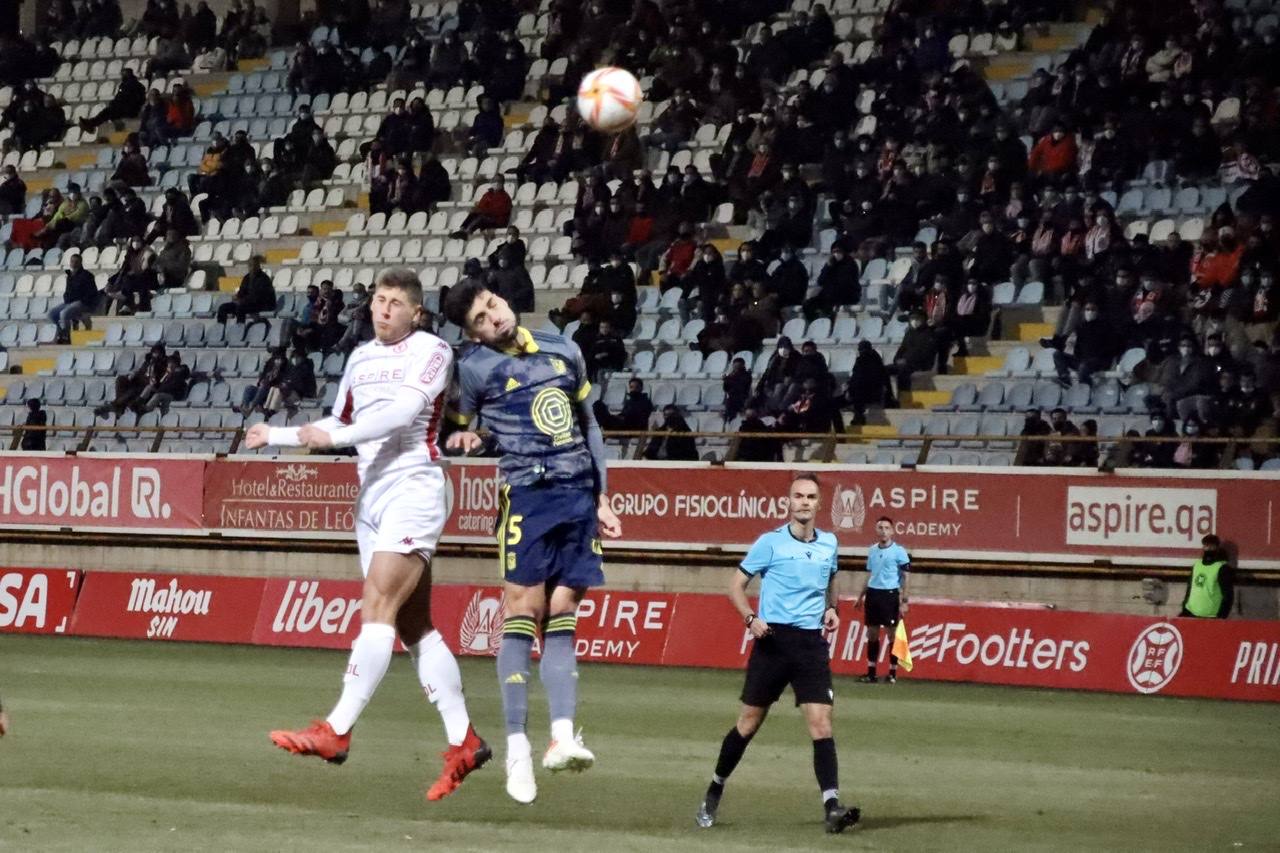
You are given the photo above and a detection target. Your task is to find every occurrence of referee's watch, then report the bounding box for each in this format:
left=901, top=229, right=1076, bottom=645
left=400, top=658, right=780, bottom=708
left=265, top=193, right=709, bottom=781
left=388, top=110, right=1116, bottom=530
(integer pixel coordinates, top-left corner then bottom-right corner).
left=744, top=613, right=756, bottom=627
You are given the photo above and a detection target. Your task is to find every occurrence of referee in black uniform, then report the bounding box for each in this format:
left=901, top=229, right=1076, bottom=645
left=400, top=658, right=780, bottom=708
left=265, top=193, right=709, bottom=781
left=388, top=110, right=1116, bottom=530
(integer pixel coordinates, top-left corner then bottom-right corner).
left=695, top=472, right=861, bottom=834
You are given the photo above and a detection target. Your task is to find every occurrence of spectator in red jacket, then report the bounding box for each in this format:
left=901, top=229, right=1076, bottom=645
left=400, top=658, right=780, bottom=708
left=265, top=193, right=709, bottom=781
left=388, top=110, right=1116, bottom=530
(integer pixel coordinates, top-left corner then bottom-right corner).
left=451, top=176, right=512, bottom=237
left=1027, top=123, right=1078, bottom=185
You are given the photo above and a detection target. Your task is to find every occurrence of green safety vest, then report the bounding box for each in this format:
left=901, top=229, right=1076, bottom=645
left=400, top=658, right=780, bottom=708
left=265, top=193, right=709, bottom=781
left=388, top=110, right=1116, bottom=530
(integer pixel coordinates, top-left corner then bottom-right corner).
left=1185, top=559, right=1226, bottom=618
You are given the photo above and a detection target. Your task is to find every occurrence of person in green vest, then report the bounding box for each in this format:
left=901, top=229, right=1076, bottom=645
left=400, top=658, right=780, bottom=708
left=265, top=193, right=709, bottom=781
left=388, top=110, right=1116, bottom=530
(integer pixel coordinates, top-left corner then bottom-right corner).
left=1179, top=535, right=1234, bottom=618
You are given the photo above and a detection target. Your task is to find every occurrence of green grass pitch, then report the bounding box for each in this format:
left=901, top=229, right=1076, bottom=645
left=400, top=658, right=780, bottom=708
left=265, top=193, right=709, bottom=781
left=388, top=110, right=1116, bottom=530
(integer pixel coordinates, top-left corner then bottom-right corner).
left=1, top=635, right=1278, bottom=851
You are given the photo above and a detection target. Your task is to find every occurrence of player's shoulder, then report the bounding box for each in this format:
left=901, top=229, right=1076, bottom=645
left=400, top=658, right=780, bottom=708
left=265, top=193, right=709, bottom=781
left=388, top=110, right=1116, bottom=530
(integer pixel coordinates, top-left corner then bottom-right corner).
left=407, top=329, right=452, bottom=353
left=530, top=328, right=581, bottom=357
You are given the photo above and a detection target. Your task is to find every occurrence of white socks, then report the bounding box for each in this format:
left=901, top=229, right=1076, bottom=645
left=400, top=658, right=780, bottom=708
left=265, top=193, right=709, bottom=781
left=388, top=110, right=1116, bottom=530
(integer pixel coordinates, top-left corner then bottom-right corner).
left=327, top=622, right=396, bottom=735
left=508, top=732, right=531, bottom=759
left=410, top=630, right=471, bottom=746
left=551, top=718, right=575, bottom=745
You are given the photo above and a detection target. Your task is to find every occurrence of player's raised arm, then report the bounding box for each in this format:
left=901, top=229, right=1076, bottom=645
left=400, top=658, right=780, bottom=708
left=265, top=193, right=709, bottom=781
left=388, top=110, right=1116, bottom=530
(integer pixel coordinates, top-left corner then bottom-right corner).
left=244, top=369, right=351, bottom=449
left=570, top=342, right=622, bottom=538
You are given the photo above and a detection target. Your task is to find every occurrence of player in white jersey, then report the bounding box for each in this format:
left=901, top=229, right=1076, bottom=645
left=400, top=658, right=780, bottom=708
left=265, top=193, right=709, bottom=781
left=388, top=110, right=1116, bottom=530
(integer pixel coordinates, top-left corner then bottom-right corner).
left=245, top=268, right=490, bottom=802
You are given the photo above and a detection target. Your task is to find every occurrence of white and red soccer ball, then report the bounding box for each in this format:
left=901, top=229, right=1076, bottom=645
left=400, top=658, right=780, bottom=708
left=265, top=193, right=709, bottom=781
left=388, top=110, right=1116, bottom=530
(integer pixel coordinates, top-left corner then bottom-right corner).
left=576, top=67, right=643, bottom=133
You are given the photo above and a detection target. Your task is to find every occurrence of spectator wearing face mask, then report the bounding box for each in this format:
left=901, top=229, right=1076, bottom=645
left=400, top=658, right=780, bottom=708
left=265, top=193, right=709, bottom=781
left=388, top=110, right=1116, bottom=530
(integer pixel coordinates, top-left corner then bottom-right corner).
left=490, top=250, right=535, bottom=314
left=687, top=244, right=727, bottom=321
left=1027, top=123, right=1078, bottom=185
left=20, top=399, right=47, bottom=452
left=1045, top=300, right=1116, bottom=386
left=0, top=165, right=26, bottom=216
left=1152, top=336, right=1216, bottom=423
left=1018, top=407, right=1053, bottom=466
left=1172, top=416, right=1218, bottom=469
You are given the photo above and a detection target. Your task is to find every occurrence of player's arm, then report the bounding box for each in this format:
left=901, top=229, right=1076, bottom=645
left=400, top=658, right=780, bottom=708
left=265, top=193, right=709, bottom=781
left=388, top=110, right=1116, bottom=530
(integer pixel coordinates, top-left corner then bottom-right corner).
left=444, top=357, right=485, bottom=453
left=735, top=537, right=771, bottom=638
left=245, top=370, right=351, bottom=449
left=570, top=343, right=622, bottom=539
left=311, top=343, right=453, bottom=448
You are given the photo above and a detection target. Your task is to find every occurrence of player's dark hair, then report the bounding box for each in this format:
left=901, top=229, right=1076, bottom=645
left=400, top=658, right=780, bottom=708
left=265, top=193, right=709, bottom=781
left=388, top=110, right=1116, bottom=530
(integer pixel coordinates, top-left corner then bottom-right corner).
left=374, top=267, right=424, bottom=307
left=877, top=515, right=894, bottom=525
left=791, top=471, right=820, bottom=488
left=1202, top=534, right=1220, bottom=548
left=442, top=277, right=489, bottom=329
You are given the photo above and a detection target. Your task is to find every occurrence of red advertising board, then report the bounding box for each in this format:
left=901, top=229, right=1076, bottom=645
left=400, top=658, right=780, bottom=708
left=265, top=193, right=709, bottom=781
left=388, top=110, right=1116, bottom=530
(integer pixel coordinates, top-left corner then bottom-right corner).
left=0, top=568, right=82, bottom=635
left=70, top=572, right=265, bottom=643
left=664, top=595, right=1280, bottom=703
left=252, top=577, right=364, bottom=649
left=52, top=571, right=1280, bottom=702
left=0, top=456, right=204, bottom=531
left=203, top=459, right=360, bottom=536
left=197, top=458, right=1280, bottom=567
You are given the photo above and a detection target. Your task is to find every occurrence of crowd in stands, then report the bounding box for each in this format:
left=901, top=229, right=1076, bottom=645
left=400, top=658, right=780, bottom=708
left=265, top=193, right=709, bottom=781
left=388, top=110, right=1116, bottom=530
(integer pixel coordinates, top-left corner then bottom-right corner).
left=1, top=0, right=1278, bottom=467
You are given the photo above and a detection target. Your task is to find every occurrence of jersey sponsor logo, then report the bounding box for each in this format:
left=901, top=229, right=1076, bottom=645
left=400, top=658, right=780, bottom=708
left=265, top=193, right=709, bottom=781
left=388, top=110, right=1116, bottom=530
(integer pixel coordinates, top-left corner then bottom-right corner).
left=459, top=589, right=505, bottom=655
left=1126, top=622, right=1183, bottom=694
left=420, top=351, right=447, bottom=385
left=530, top=387, right=574, bottom=446
left=830, top=484, right=866, bottom=532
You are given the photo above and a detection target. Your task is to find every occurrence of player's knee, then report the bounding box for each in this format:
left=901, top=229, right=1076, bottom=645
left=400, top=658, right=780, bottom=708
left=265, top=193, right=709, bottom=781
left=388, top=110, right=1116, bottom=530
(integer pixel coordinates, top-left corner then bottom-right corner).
left=807, top=717, right=833, bottom=739
left=736, top=706, right=766, bottom=736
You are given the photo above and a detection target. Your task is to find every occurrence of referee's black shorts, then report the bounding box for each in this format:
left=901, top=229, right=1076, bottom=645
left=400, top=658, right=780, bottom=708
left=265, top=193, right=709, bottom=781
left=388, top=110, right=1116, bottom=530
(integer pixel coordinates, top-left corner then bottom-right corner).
left=740, top=624, right=833, bottom=707
left=864, top=587, right=900, bottom=627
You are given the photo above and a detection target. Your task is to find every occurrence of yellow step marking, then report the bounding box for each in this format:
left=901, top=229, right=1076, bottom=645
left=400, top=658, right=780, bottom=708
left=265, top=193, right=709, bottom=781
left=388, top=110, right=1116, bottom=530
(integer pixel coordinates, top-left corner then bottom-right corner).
left=262, top=248, right=299, bottom=265
left=951, top=356, right=1004, bottom=374
left=897, top=390, right=950, bottom=409
left=1016, top=322, right=1055, bottom=342
left=70, top=329, right=106, bottom=346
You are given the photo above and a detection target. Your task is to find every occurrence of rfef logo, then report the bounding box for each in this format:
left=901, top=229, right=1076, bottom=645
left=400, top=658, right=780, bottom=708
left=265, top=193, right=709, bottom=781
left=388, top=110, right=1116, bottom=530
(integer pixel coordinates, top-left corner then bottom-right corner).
left=1126, top=622, right=1184, bottom=694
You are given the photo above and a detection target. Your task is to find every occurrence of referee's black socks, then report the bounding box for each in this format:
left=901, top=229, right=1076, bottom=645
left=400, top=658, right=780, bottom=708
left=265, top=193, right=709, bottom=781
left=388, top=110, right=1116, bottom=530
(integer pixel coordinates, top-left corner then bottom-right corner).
left=866, top=637, right=880, bottom=677
left=813, top=737, right=839, bottom=808
left=708, top=727, right=755, bottom=797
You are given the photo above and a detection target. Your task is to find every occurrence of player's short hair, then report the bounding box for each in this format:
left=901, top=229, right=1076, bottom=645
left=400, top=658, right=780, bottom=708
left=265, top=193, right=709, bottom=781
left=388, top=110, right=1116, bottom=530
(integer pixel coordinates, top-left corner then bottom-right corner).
left=442, top=277, right=490, bottom=330
left=374, top=267, right=424, bottom=307
left=876, top=515, right=894, bottom=525
left=1202, top=534, right=1220, bottom=548
left=791, top=471, right=820, bottom=489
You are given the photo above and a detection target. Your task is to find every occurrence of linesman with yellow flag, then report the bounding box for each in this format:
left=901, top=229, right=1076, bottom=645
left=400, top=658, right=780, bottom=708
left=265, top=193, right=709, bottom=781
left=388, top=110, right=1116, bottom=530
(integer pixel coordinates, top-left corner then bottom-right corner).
left=854, top=516, right=911, bottom=683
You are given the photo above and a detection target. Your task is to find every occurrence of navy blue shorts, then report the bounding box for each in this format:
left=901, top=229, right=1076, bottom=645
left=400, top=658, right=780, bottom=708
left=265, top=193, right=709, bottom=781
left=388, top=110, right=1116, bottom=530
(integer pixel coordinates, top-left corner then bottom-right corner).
left=496, top=482, right=604, bottom=589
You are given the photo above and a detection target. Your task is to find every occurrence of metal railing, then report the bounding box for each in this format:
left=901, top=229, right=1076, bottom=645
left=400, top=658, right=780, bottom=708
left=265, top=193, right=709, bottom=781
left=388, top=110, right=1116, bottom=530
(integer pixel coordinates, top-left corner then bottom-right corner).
left=2, top=424, right=1276, bottom=470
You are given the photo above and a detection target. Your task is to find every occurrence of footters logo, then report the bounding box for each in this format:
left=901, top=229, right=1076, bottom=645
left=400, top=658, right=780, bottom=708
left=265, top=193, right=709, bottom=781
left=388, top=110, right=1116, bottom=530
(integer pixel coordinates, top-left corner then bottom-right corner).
left=1126, top=622, right=1183, bottom=694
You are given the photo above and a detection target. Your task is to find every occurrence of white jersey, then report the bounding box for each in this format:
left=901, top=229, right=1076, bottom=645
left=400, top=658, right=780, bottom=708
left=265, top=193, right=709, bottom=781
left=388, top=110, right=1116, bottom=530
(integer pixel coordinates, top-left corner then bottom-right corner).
left=327, top=330, right=452, bottom=486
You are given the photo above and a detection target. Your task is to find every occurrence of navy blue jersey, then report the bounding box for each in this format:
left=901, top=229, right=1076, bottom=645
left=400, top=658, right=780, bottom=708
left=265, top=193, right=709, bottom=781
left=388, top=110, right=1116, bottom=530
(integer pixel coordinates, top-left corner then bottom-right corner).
left=452, top=327, right=595, bottom=489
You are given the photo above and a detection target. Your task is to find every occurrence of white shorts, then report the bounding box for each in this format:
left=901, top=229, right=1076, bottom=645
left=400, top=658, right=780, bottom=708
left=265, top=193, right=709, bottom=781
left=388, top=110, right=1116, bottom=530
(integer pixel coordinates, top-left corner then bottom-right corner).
left=354, top=467, right=447, bottom=576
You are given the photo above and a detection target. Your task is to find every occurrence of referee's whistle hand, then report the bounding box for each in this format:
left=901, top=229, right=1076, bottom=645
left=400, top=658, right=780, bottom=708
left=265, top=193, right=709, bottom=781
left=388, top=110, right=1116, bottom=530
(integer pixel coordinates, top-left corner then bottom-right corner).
left=749, top=619, right=772, bottom=639
left=823, top=610, right=840, bottom=632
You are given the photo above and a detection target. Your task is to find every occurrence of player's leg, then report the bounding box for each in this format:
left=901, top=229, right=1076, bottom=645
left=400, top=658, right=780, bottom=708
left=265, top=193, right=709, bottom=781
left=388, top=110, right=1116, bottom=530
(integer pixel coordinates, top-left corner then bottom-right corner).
left=269, top=512, right=392, bottom=762
left=860, top=590, right=886, bottom=682
left=495, top=484, right=559, bottom=802
left=327, top=550, right=426, bottom=732
left=397, top=562, right=492, bottom=801
left=540, top=582, right=594, bottom=771
left=540, top=487, right=606, bottom=772
left=500, top=579, right=547, bottom=803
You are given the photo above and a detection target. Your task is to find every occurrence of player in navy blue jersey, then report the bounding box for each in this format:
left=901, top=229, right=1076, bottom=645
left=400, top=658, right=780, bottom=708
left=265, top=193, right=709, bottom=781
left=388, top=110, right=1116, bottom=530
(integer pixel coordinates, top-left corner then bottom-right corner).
left=695, top=472, right=861, bottom=834
left=443, top=280, right=622, bottom=805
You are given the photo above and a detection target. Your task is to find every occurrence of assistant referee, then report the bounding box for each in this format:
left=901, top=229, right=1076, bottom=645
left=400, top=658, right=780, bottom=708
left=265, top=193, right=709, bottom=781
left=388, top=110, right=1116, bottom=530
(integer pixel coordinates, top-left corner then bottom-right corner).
left=854, top=516, right=911, bottom=683
left=695, top=472, right=861, bottom=835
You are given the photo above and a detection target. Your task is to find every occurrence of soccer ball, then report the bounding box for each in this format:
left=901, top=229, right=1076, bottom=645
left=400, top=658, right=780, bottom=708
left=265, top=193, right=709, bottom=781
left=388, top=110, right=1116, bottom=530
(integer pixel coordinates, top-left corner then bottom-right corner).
left=576, top=67, right=643, bottom=133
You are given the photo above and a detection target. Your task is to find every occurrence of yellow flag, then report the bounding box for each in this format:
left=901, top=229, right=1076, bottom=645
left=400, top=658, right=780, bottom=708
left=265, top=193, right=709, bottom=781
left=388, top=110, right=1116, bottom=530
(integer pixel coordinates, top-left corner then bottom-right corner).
left=893, top=619, right=913, bottom=672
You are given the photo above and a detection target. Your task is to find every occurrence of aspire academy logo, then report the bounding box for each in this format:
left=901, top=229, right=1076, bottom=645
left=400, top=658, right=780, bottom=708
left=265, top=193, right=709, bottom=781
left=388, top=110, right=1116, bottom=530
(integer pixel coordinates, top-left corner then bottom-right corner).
left=829, top=484, right=866, bottom=532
